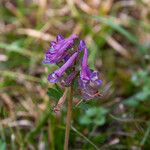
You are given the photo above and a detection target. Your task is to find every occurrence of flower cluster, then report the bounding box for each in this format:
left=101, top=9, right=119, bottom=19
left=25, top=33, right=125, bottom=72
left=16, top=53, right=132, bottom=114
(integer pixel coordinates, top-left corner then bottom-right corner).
left=43, top=34, right=102, bottom=100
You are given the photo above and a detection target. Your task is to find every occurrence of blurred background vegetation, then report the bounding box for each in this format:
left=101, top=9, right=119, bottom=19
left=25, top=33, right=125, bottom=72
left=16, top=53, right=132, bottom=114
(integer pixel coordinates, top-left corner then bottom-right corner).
left=0, top=0, right=150, bottom=149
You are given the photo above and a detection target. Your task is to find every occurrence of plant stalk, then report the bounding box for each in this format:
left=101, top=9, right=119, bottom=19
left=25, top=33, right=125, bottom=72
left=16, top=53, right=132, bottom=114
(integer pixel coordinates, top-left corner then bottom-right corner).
left=64, top=85, right=73, bottom=150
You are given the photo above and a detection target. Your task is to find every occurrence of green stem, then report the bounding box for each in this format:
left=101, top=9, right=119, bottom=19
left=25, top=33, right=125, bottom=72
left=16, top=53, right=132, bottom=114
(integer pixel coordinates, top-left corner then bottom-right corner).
left=64, top=85, right=73, bottom=150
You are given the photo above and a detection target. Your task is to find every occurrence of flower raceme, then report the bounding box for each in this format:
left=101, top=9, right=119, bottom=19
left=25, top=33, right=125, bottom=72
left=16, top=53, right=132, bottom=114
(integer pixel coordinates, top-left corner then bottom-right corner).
left=43, top=34, right=102, bottom=100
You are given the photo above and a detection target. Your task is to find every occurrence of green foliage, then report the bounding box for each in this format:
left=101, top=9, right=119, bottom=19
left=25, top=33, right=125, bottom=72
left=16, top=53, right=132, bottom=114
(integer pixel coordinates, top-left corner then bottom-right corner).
left=126, top=70, right=150, bottom=106
left=47, top=87, right=63, bottom=101
left=79, top=107, right=108, bottom=126
left=78, top=103, right=90, bottom=111
left=0, top=140, right=6, bottom=150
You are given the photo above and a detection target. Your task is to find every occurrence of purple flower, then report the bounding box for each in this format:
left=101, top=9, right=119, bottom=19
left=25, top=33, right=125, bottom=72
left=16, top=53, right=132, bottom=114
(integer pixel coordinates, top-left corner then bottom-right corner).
left=43, top=34, right=103, bottom=101
left=79, top=43, right=102, bottom=100
left=43, top=34, right=78, bottom=64
left=61, top=71, right=78, bottom=87
left=48, top=52, right=78, bottom=83
left=78, top=40, right=86, bottom=52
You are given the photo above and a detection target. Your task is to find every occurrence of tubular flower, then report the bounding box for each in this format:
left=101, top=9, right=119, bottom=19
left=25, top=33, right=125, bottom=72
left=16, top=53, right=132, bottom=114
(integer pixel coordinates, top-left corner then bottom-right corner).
left=79, top=42, right=102, bottom=100
left=48, top=52, right=78, bottom=83
left=43, top=34, right=78, bottom=64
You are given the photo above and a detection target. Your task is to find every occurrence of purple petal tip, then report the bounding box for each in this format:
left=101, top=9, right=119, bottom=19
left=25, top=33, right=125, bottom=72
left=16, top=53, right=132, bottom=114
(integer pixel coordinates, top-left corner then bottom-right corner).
left=56, top=34, right=64, bottom=42
left=78, top=40, right=86, bottom=52
left=48, top=72, right=59, bottom=83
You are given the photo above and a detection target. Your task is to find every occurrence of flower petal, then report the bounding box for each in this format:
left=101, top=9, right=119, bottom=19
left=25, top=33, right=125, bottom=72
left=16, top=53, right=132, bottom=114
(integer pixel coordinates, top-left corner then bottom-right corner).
left=56, top=34, right=64, bottom=42
left=78, top=40, right=86, bottom=52
left=43, top=34, right=78, bottom=64
left=48, top=72, right=60, bottom=83
left=48, top=52, right=78, bottom=83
